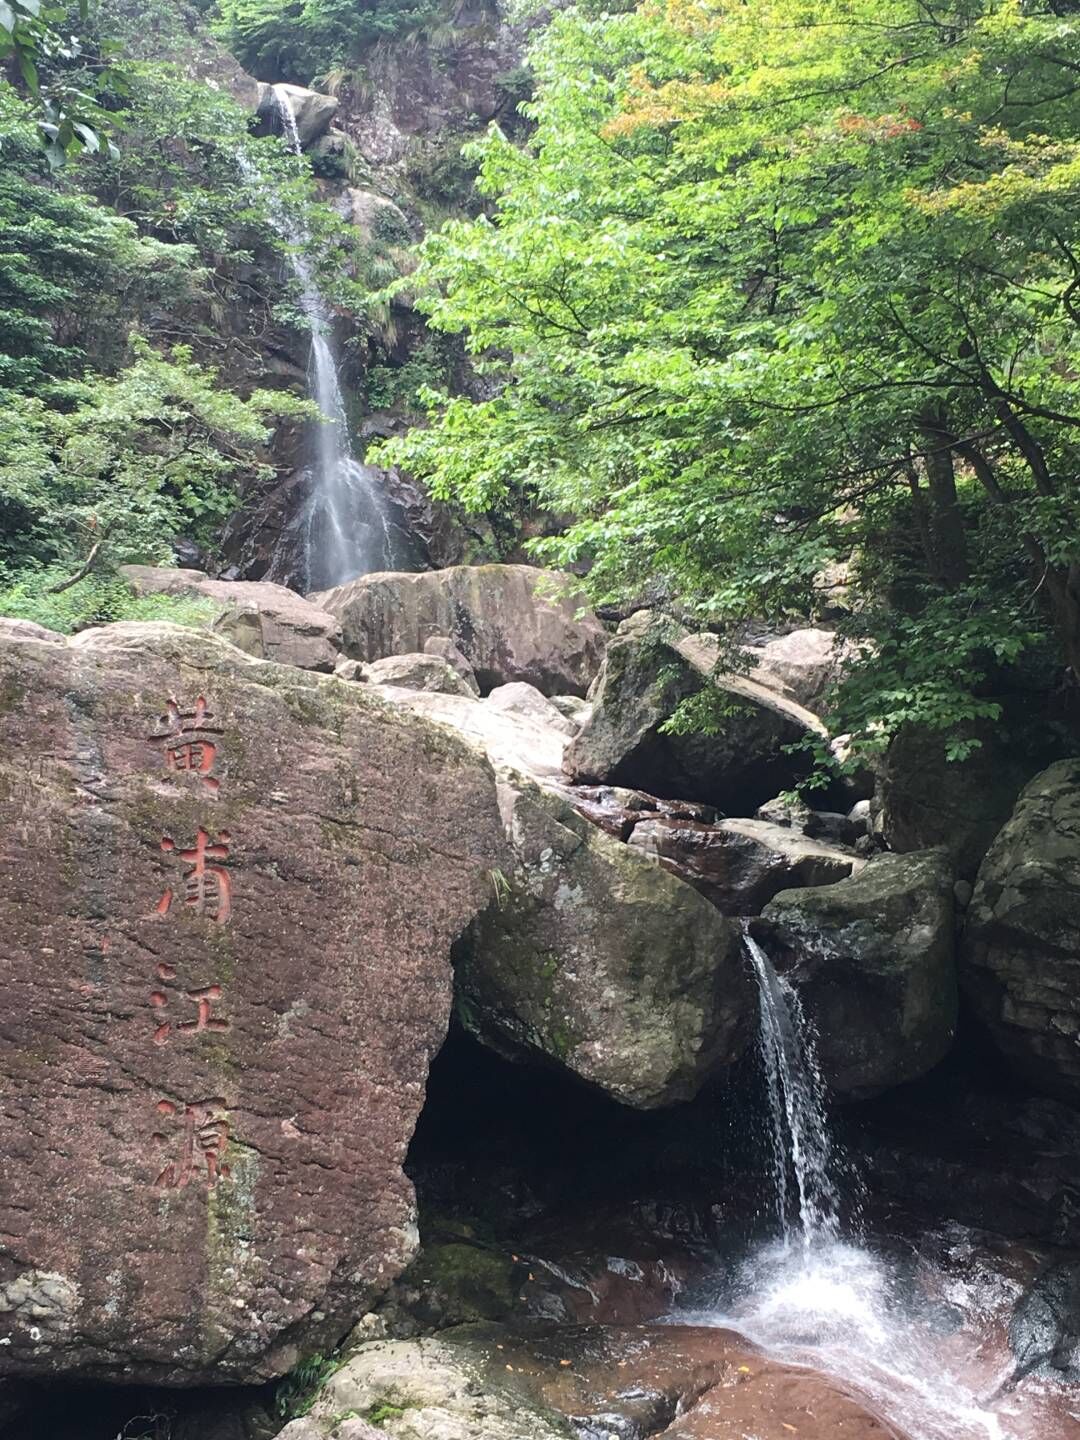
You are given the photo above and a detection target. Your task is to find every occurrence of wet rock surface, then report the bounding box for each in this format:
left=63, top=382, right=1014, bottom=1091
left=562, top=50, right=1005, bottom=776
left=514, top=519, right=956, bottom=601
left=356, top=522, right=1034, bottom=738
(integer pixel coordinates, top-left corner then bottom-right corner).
left=1009, top=1260, right=1080, bottom=1384
left=629, top=815, right=860, bottom=914
left=0, top=623, right=505, bottom=1383
left=761, top=849, right=958, bottom=1097
left=962, top=759, right=1080, bottom=1100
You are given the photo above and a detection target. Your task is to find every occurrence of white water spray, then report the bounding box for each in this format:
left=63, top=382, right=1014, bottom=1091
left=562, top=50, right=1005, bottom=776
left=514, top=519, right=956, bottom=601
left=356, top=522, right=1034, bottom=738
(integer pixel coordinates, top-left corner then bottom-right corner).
left=744, top=931, right=840, bottom=1248
left=674, top=933, right=1038, bottom=1440
left=256, top=87, right=399, bottom=591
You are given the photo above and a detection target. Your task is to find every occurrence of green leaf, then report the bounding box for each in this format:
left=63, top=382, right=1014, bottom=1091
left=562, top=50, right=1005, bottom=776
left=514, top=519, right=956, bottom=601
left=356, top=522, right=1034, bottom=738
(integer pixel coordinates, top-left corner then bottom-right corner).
left=17, top=46, right=39, bottom=94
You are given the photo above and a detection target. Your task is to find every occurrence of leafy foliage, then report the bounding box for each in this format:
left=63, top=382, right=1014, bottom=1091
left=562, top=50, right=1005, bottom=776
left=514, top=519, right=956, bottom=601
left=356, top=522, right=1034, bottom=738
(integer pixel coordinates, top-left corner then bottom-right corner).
left=0, top=0, right=122, bottom=165
left=375, top=0, right=1080, bottom=761
left=0, top=146, right=195, bottom=397
left=0, top=342, right=309, bottom=595
left=216, top=0, right=445, bottom=84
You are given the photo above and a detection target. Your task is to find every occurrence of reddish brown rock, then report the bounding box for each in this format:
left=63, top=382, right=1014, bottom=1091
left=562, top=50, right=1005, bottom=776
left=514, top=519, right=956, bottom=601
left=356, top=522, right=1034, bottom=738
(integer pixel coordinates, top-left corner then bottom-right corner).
left=0, top=622, right=506, bottom=1384
left=628, top=815, right=861, bottom=914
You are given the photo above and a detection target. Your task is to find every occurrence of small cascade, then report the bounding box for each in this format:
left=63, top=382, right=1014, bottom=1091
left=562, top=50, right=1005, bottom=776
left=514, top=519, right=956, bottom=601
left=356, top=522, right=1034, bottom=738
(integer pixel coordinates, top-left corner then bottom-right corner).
left=252, top=86, right=401, bottom=591
left=669, top=930, right=1023, bottom=1440
left=743, top=928, right=840, bottom=1248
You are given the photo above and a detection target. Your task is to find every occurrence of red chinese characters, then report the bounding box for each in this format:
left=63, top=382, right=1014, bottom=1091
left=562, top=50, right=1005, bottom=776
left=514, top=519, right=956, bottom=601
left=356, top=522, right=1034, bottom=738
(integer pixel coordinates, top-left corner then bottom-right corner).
left=156, top=828, right=233, bottom=925
left=145, top=695, right=237, bottom=1192
left=152, top=1098, right=232, bottom=1190
left=148, top=696, right=223, bottom=795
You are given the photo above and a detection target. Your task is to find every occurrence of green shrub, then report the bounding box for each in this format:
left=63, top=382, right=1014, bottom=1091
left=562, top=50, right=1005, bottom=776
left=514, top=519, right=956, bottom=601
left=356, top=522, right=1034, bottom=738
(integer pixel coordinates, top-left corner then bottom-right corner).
left=0, top=569, right=219, bottom=636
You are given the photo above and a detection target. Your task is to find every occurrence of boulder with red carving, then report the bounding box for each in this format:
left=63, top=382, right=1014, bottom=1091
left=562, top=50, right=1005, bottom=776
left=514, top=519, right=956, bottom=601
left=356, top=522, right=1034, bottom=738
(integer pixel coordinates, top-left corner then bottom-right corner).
left=0, top=620, right=506, bottom=1385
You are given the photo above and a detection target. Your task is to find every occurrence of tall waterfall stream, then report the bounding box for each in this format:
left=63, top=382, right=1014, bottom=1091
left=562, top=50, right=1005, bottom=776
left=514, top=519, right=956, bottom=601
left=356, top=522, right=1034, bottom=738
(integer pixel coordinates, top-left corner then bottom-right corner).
left=254, top=87, right=401, bottom=591
left=671, top=933, right=1062, bottom=1440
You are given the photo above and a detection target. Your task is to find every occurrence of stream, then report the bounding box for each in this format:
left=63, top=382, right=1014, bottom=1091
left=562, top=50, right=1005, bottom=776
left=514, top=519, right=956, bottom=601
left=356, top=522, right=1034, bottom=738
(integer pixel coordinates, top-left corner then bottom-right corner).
left=665, top=936, right=1075, bottom=1440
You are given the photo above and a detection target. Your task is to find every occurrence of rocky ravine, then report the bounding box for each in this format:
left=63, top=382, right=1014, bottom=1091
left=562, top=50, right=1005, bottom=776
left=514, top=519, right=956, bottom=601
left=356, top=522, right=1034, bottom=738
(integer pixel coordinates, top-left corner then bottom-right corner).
left=2, top=565, right=1080, bottom=1440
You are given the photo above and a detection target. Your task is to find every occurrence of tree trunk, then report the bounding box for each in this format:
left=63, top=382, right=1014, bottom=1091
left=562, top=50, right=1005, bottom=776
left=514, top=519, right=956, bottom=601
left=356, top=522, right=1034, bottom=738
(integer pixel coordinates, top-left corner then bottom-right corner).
left=917, top=409, right=970, bottom=587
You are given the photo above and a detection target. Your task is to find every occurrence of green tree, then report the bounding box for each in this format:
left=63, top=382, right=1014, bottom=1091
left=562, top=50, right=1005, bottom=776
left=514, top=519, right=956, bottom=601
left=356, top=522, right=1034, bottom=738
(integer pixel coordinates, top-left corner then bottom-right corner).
left=375, top=0, right=1080, bottom=763
left=0, top=0, right=120, bottom=165
left=0, top=108, right=195, bottom=396
left=0, top=341, right=309, bottom=605
left=216, top=0, right=443, bottom=85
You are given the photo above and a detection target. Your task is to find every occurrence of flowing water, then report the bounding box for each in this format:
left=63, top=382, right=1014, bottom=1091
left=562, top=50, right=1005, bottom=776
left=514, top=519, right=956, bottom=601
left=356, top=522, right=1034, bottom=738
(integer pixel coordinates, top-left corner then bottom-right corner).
left=673, top=933, right=1063, bottom=1440
left=255, top=88, right=401, bottom=591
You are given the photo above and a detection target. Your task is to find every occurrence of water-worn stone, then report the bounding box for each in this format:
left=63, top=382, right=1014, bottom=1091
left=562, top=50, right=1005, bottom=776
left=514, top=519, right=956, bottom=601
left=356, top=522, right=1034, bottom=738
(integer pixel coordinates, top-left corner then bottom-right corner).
left=0, top=622, right=505, bottom=1383
left=961, top=760, right=1080, bottom=1099
left=457, top=781, right=754, bottom=1108
left=741, top=628, right=848, bottom=711
left=257, top=83, right=339, bottom=145
left=484, top=682, right=577, bottom=737
left=423, top=636, right=480, bottom=695
left=365, top=653, right=476, bottom=696
left=629, top=817, right=861, bottom=914
left=374, top=688, right=571, bottom=781
left=762, top=850, right=957, bottom=1097
left=290, top=1335, right=571, bottom=1440
left=310, top=565, right=607, bottom=697
left=564, top=612, right=823, bottom=812
left=120, top=565, right=343, bottom=672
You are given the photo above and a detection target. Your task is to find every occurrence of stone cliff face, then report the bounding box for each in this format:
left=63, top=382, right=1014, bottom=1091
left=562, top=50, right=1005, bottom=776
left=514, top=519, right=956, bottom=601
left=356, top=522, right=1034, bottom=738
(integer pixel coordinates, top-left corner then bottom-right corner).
left=0, top=621, right=505, bottom=1383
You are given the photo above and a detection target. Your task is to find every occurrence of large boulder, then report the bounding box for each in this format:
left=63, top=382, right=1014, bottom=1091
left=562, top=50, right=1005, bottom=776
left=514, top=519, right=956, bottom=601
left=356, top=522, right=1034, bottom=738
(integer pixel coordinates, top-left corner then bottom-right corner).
left=120, top=566, right=343, bottom=672
left=484, top=682, right=578, bottom=737
left=365, top=653, right=476, bottom=697
left=457, top=782, right=755, bottom=1108
left=310, top=565, right=606, bottom=698
left=346, top=188, right=412, bottom=247
left=564, top=612, right=824, bottom=812
left=628, top=816, right=861, bottom=914
left=373, top=688, right=571, bottom=782
left=257, top=83, right=339, bottom=146
left=742, top=628, right=848, bottom=711
left=877, top=707, right=1073, bottom=878
left=0, top=622, right=505, bottom=1383
left=762, top=850, right=957, bottom=1097
left=961, top=760, right=1080, bottom=1100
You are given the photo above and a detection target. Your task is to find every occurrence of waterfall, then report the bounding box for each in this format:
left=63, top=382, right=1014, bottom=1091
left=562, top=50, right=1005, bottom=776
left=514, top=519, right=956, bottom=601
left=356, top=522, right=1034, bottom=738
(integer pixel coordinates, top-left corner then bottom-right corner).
left=672, top=930, right=1015, bottom=1440
left=743, top=929, right=841, bottom=1248
left=257, top=86, right=399, bottom=591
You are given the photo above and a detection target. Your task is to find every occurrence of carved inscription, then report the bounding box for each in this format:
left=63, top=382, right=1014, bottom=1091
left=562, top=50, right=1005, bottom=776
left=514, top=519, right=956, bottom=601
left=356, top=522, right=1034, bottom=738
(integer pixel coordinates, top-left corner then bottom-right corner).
left=156, top=829, right=233, bottom=925
left=148, top=696, right=223, bottom=794
left=145, top=696, right=237, bottom=1191
left=152, top=1098, right=232, bottom=1190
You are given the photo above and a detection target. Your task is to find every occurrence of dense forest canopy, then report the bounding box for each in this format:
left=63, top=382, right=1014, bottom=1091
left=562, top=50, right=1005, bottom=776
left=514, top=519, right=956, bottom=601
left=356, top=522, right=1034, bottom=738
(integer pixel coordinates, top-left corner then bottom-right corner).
left=375, top=0, right=1080, bottom=766
left=3, top=0, right=1080, bottom=767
